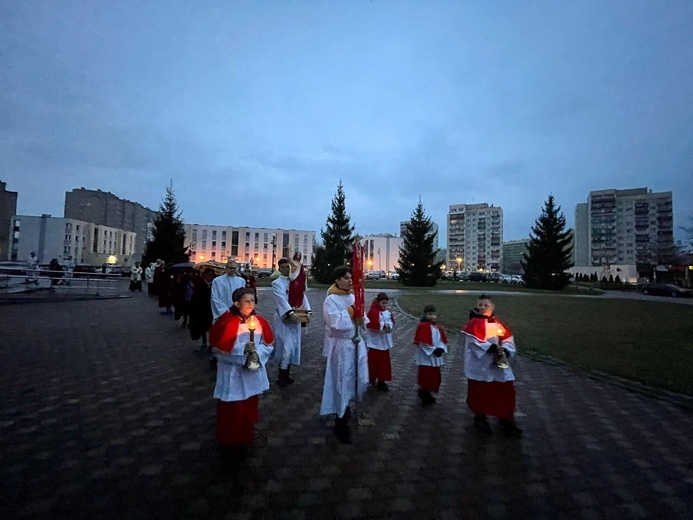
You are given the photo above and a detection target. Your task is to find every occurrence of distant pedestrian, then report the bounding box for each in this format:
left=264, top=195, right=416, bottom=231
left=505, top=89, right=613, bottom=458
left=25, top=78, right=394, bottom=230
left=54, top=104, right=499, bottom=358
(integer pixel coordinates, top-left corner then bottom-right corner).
left=154, top=260, right=173, bottom=314
left=460, top=294, right=522, bottom=437
left=189, top=268, right=216, bottom=350
left=26, top=252, right=39, bottom=282
left=63, top=256, right=74, bottom=284
left=144, top=262, right=156, bottom=294
left=129, top=262, right=143, bottom=292
left=366, top=292, right=394, bottom=391
left=48, top=258, right=64, bottom=287
left=413, top=304, right=448, bottom=405
left=209, top=287, right=274, bottom=457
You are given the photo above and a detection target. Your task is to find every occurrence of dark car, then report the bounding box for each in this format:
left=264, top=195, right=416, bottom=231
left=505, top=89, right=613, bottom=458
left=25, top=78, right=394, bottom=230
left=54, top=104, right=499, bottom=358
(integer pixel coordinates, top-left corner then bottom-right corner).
left=468, top=272, right=488, bottom=282
left=257, top=268, right=273, bottom=278
left=639, top=283, right=691, bottom=298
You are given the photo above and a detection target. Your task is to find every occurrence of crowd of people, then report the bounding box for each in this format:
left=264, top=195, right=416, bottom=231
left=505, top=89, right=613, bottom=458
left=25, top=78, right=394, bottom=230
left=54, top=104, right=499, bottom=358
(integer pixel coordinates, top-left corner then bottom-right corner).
left=142, top=257, right=522, bottom=460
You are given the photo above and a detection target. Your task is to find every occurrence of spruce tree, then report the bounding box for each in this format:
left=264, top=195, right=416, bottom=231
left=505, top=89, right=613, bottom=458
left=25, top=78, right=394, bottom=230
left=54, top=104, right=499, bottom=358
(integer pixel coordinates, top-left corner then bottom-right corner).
left=143, top=182, right=188, bottom=266
left=313, top=182, right=355, bottom=284
left=398, top=199, right=443, bottom=286
left=521, top=195, right=573, bottom=290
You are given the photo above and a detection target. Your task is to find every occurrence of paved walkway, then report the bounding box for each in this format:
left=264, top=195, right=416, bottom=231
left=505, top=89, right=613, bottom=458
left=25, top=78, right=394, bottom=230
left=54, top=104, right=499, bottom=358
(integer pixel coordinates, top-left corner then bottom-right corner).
left=1, top=288, right=692, bottom=519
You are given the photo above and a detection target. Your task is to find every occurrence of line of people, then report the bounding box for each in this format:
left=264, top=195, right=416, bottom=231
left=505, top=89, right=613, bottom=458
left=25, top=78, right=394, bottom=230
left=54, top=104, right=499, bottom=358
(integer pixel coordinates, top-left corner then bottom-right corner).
left=209, top=263, right=523, bottom=458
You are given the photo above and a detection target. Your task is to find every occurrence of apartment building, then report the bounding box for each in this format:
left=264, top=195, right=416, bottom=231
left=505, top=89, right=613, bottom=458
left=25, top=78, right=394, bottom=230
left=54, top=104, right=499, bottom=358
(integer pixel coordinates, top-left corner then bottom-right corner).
left=501, top=239, right=529, bottom=275
left=184, top=224, right=315, bottom=268
left=447, top=203, right=503, bottom=272
left=9, top=214, right=136, bottom=266
left=64, top=188, right=157, bottom=260
left=574, top=188, right=674, bottom=267
left=360, top=234, right=402, bottom=273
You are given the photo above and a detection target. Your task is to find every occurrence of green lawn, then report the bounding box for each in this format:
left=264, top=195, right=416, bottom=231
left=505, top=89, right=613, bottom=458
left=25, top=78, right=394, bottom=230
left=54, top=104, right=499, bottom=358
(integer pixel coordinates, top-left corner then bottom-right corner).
left=397, top=293, right=693, bottom=396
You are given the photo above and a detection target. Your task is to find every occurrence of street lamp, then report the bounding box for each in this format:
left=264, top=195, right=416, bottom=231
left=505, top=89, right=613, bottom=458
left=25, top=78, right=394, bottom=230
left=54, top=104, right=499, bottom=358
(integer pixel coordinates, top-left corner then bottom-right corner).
left=456, top=257, right=461, bottom=271
left=377, top=247, right=381, bottom=272
left=271, top=233, right=277, bottom=270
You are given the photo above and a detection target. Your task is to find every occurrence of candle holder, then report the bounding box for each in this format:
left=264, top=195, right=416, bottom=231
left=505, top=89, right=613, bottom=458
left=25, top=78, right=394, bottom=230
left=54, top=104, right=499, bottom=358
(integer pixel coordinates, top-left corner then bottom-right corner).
left=494, top=326, right=510, bottom=370
left=244, top=315, right=261, bottom=371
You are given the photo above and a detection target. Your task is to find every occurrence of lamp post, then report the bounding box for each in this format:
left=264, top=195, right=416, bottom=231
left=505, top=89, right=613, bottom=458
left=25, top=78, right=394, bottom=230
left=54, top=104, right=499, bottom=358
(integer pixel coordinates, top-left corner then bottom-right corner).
left=271, top=233, right=277, bottom=270
left=377, top=247, right=381, bottom=272
left=456, top=256, right=461, bottom=272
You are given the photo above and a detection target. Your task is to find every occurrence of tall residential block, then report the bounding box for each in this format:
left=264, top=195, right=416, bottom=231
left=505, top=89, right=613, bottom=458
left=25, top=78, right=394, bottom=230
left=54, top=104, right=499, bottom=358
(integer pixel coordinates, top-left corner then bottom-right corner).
left=447, top=203, right=503, bottom=272
left=573, top=188, right=674, bottom=267
left=184, top=223, right=315, bottom=269
left=0, top=181, right=18, bottom=260
left=64, top=188, right=157, bottom=261
left=501, top=239, right=529, bottom=275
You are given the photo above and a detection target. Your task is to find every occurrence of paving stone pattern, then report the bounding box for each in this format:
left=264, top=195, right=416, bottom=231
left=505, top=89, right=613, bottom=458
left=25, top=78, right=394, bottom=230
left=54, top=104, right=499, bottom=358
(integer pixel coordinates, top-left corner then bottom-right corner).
left=1, top=288, right=692, bottom=519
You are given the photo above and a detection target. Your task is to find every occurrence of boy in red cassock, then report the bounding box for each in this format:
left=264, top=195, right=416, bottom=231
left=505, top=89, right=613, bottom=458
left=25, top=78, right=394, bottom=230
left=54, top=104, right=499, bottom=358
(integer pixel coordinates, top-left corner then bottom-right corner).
left=413, top=304, right=448, bottom=405
left=209, top=287, right=274, bottom=454
left=461, top=294, right=522, bottom=437
left=366, top=292, right=395, bottom=391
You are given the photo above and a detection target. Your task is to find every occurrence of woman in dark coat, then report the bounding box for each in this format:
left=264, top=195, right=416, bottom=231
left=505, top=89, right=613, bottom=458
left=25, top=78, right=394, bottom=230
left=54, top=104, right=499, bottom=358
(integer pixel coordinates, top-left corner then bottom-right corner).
left=189, top=268, right=216, bottom=349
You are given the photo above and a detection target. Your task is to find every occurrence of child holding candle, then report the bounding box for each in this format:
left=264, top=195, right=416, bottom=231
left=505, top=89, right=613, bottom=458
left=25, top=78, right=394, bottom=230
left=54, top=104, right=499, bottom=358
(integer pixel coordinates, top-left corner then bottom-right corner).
left=460, top=294, right=522, bottom=437
left=209, top=287, right=274, bottom=454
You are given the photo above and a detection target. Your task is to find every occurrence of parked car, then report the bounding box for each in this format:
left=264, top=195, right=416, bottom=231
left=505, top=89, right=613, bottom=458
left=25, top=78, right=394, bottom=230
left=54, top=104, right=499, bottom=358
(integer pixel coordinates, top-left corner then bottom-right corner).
left=366, top=270, right=385, bottom=280
left=257, top=268, right=273, bottom=278
left=510, top=275, right=524, bottom=284
left=500, top=274, right=513, bottom=283
left=468, top=272, right=488, bottom=282
left=639, top=283, right=691, bottom=298
left=488, top=272, right=502, bottom=283
left=389, top=271, right=400, bottom=280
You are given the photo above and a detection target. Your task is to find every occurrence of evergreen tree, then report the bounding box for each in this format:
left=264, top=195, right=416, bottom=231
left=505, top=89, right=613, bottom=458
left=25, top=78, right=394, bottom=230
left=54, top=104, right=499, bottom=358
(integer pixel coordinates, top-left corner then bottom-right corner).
left=143, top=182, right=188, bottom=266
left=521, top=195, right=573, bottom=290
left=313, top=182, right=355, bottom=284
left=398, top=199, right=443, bottom=286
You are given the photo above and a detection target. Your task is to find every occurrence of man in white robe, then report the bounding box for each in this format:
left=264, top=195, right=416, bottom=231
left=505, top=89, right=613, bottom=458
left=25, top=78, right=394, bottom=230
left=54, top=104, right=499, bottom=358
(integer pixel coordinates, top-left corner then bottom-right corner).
left=211, top=260, right=246, bottom=323
left=320, top=266, right=369, bottom=444
left=272, top=258, right=311, bottom=387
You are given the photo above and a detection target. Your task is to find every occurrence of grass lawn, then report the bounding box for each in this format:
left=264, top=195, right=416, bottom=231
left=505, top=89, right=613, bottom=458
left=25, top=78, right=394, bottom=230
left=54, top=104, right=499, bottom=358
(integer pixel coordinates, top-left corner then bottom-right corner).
left=397, top=293, right=693, bottom=396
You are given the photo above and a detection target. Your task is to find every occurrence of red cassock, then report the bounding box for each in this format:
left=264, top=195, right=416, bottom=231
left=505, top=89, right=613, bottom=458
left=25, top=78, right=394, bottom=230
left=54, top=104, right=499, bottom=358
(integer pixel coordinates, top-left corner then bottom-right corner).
left=209, top=312, right=274, bottom=448
left=414, top=322, right=448, bottom=393
left=463, top=315, right=515, bottom=419
left=288, top=265, right=307, bottom=308
left=366, top=302, right=394, bottom=383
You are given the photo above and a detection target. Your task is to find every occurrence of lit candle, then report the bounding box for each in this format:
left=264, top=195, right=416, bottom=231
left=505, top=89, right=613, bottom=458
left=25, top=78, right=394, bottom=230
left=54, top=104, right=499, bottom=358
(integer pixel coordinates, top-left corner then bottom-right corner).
left=247, top=315, right=256, bottom=342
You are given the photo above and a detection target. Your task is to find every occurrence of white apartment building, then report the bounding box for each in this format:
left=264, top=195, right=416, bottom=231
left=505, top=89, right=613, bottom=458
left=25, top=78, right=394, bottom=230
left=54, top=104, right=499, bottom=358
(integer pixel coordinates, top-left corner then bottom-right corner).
left=574, top=188, right=674, bottom=267
left=9, top=214, right=137, bottom=266
left=360, top=234, right=402, bottom=273
left=447, top=203, right=503, bottom=272
left=184, top=224, right=315, bottom=268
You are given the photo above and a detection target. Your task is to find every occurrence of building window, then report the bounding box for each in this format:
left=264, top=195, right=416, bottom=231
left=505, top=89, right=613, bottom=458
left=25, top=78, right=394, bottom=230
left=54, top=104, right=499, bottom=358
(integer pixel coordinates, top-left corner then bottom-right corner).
left=212, top=230, right=217, bottom=239
left=202, top=229, right=208, bottom=240
left=222, top=231, right=227, bottom=240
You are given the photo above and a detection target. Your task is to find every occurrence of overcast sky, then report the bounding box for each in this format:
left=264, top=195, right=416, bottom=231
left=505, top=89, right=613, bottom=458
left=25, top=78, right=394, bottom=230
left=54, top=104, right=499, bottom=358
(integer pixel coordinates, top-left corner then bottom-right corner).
left=2, top=0, right=692, bottom=244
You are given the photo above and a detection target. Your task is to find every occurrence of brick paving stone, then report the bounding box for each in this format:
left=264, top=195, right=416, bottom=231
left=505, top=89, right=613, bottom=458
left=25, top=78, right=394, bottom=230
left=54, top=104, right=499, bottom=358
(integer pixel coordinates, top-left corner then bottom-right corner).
left=1, top=290, right=693, bottom=519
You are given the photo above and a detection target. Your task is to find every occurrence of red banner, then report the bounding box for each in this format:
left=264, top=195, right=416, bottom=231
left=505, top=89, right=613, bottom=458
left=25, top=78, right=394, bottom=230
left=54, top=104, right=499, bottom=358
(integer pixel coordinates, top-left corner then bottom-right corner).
left=352, top=243, right=365, bottom=318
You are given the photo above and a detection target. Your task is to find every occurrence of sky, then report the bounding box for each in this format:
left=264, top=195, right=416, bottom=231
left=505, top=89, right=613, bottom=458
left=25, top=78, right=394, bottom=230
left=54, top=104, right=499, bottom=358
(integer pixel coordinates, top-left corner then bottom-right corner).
left=1, top=0, right=692, bottom=245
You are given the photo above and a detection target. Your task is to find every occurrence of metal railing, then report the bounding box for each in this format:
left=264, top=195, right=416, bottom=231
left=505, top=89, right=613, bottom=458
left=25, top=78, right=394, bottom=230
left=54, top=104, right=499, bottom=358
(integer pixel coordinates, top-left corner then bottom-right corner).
left=0, top=267, right=123, bottom=298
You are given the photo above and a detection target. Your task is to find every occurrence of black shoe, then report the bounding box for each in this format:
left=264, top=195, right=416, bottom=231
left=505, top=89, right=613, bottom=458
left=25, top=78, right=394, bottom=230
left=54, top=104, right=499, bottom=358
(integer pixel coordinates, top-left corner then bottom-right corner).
left=377, top=381, right=389, bottom=392
left=474, top=415, right=493, bottom=436
left=418, top=389, right=436, bottom=405
left=276, top=369, right=290, bottom=388
left=499, top=420, right=523, bottom=438
left=334, top=417, right=351, bottom=444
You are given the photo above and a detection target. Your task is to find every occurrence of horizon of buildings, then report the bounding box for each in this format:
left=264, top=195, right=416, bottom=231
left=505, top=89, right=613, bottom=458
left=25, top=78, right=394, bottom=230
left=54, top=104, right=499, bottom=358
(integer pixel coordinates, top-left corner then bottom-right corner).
left=2, top=182, right=684, bottom=277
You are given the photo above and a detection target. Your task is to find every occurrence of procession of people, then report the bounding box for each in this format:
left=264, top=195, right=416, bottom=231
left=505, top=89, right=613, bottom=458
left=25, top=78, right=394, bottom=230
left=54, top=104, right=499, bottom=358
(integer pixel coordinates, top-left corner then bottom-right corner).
left=144, top=255, right=523, bottom=457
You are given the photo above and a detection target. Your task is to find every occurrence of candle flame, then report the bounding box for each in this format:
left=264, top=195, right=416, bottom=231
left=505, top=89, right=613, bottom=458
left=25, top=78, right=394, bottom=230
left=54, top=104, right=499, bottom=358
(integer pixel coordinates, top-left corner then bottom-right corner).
left=247, top=315, right=256, bottom=331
